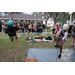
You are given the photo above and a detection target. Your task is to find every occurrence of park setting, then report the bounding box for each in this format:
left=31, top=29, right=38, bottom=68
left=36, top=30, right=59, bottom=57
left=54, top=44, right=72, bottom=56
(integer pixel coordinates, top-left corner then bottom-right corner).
left=0, top=12, right=75, bottom=62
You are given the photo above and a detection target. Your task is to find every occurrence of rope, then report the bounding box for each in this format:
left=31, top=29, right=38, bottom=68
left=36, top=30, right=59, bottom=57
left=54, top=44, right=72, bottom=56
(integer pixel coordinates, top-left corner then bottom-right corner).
left=56, top=48, right=58, bottom=62
left=15, top=37, right=18, bottom=62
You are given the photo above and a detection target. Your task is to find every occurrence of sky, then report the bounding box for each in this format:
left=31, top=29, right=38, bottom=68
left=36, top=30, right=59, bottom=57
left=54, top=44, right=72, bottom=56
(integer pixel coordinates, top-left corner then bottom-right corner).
left=23, top=12, right=33, bottom=15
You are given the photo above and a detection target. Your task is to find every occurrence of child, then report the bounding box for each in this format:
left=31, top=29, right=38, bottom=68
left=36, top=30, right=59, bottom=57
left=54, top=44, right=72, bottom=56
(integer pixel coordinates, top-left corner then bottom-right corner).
left=7, top=20, right=19, bottom=41
left=54, top=24, right=69, bottom=58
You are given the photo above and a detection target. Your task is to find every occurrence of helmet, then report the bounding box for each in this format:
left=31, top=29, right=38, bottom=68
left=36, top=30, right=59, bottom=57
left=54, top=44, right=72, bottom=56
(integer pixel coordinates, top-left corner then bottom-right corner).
left=8, top=20, right=14, bottom=26
left=63, top=24, right=69, bottom=30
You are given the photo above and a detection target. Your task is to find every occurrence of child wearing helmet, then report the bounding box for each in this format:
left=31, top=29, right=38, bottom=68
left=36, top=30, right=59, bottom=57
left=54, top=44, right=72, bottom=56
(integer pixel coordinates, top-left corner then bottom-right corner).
left=54, top=24, right=69, bottom=58
left=8, top=20, right=19, bottom=41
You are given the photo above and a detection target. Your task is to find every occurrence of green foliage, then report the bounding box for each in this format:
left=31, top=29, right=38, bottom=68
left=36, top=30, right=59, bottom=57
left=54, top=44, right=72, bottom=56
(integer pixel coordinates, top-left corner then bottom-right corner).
left=47, top=27, right=51, bottom=30
left=0, top=12, right=24, bottom=16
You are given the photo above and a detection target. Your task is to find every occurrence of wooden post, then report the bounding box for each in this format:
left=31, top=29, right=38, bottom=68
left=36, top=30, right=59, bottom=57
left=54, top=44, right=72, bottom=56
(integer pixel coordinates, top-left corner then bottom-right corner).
left=11, top=12, right=13, bottom=20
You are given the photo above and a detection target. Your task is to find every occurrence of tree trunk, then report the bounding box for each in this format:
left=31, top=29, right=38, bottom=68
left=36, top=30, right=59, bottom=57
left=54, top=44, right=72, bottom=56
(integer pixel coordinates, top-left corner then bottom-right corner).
left=44, top=12, right=47, bottom=32
left=46, top=20, right=47, bottom=32
left=53, top=20, right=56, bottom=27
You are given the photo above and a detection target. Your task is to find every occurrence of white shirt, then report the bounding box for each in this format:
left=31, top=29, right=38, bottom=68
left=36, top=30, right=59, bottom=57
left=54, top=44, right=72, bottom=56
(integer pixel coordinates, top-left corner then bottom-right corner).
left=56, top=29, right=68, bottom=40
left=29, top=24, right=31, bottom=29
left=62, top=31, right=68, bottom=40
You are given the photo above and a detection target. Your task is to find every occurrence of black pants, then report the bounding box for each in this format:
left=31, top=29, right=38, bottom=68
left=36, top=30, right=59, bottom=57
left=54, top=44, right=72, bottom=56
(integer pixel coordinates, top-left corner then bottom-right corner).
left=29, top=29, right=31, bottom=33
left=0, top=28, right=1, bottom=32
left=8, top=32, right=16, bottom=37
left=67, top=33, right=71, bottom=37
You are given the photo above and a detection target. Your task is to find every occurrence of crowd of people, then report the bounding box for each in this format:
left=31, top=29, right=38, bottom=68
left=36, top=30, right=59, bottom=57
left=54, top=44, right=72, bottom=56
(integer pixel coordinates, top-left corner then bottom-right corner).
left=1, top=22, right=46, bottom=34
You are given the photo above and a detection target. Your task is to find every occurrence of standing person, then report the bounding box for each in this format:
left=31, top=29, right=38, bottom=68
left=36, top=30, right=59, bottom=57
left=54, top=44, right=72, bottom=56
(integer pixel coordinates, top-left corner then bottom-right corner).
left=32, top=24, right=34, bottom=32
left=34, top=25, right=37, bottom=32
left=28, top=23, right=31, bottom=33
left=2, top=24, right=5, bottom=33
left=54, top=24, right=69, bottom=58
left=14, top=23, right=16, bottom=27
left=0, top=20, right=2, bottom=32
left=68, top=25, right=73, bottom=37
left=71, top=22, right=75, bottom=46
left=15, top=23, right=18, bottom=28
left=54, top=24, right=59, bottom=34
left=37, top=23, right=40, bottom=35
left=24, top=23, right=27, bottom=33
left=30, top=24, right=34, bottom=32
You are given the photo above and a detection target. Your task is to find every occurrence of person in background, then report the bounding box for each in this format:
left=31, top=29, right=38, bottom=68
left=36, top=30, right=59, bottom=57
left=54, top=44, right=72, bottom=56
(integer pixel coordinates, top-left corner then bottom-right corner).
left=14, top=23, right=16, bottom=27
left=54, top=24, right=59, bottom=34
left=30, top=24, right=32, bottom=32
left=15, top=23, right=18, bottom=28
left=30, top=24, right=34, bottom=32
left=20, top=23, right=22, bottom=27
left=28, top=23, right=31, bottom=33
left=71, top=22, right=75, bottom=46
left=2, top=24, right=5, bottom=33
left=37, top=23, right=40, bottom=35
left=24, top=23, right=27, bottom=33
left=0, top=20, right=2, bottom=32
left=34, top=25, right=37, bottom=32
left=67, top=25, right=73, bottom=37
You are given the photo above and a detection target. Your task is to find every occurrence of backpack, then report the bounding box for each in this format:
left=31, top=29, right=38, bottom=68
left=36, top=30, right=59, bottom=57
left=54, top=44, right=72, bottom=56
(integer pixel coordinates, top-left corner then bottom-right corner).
left=45, top=36, right=52, bottom=40
left=72, top=26, right=75, bottom=32
left=68, top=25, right=73, bottom=33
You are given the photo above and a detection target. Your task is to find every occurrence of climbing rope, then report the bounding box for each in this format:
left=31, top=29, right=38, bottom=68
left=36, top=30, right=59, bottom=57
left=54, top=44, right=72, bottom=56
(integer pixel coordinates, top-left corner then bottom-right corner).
left=56, top=48, right=58, bottom=62
left=15, top=37, right=18, bottom=62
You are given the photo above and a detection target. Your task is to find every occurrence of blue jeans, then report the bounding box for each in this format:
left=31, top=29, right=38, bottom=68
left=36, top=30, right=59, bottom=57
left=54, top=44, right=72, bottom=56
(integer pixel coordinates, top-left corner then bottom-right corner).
left=25, top=28, right=27, bottom=32
left=58, top=36, right=66, bottom=43
left=58, top=36, right=62, bottom=41
left=63, top=39, right=66, bottom=42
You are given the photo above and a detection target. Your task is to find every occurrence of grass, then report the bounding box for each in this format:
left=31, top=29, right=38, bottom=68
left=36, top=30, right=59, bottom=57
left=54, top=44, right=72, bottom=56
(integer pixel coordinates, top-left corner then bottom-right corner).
left=0, top=32, right=74, bottom=62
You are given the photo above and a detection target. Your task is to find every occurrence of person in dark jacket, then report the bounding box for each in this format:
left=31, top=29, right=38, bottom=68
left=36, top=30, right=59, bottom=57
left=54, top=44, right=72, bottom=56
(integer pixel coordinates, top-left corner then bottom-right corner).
left=71, top=23, right=75, bottom=46
left=67, top=25, right=73, bottom=37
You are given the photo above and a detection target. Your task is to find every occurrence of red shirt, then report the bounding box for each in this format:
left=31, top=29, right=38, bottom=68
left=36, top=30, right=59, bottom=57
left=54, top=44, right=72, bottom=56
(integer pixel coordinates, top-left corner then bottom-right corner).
left=30, top=26, right=34, bottom=29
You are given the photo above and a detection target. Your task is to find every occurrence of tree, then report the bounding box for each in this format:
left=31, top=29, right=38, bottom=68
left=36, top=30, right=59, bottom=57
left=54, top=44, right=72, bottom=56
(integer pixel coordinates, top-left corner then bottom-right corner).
left=3, top=12, right=24, bottom=15
left=32, top=12, right=70, bottom=27
left=0, top=12, right=3, bottom=16
left=32, top=12, right=38, bottom=17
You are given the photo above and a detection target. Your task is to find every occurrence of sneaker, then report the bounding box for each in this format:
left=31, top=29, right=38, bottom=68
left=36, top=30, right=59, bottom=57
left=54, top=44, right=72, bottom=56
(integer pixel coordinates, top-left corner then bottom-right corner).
left=58, top=54, right=61, bottom=58
left=55, top=44, right=60, bottom=47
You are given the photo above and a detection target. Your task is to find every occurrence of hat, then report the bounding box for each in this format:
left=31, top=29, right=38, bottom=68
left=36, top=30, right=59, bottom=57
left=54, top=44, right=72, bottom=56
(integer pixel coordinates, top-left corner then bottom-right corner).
left=63, top=24, right=69, bottom=30
left=8, top=20, right=14, bottom=26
